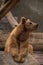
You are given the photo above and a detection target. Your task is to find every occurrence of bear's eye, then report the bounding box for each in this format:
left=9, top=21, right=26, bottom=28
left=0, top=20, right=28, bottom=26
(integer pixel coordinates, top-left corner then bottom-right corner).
left=30, top=22, right=32, bottom=24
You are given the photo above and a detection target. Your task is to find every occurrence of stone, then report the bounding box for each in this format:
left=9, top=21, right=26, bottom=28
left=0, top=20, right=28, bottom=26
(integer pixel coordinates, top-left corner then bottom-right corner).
left=0, top=51, right=40, bottom=65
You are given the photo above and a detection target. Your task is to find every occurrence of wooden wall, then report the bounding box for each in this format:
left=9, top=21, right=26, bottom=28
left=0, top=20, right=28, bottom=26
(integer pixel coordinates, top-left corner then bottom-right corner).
left=29, top=33, right=43, bottom=51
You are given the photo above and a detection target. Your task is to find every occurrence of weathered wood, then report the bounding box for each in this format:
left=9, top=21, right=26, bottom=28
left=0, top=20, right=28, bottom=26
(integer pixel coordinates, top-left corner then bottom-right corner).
left=29, top=38, right=43, bottom=45
left=0, top=0, right=10, bottom=11
left=33, top=51, right=43, bottom=65
left=32, top=44, right=43, bottom=51
left=0, top=51, right=40, bottom=65
left=0, top=0, right=20, bottom=19
left=6, top=12, right=18, bottom=28
left=29, top=33, right=43, bottom=51
left=29, top=33, right=43, bottom=39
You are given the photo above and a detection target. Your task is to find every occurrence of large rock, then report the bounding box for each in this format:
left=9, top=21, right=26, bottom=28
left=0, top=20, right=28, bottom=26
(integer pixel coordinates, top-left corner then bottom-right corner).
left=0, top=51, right=40, bottom=65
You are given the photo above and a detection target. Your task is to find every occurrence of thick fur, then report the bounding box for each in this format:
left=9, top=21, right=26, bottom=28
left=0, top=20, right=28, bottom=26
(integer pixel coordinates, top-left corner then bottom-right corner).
left=5, top=17, right=37, bottom=63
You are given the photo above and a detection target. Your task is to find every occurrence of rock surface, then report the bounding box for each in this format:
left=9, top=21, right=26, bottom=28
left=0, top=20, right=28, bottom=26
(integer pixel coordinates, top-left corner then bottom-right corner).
left=0, top=51, right=40, bottom=65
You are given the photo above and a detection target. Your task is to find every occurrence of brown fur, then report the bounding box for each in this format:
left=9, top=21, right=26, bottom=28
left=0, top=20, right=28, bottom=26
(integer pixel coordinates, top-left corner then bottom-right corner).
left=5, top=17, right=38, bottom=63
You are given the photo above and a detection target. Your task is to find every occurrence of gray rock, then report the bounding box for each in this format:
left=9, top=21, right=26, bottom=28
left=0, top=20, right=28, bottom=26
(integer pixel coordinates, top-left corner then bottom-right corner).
left=0, top=51, right=40, bottom=65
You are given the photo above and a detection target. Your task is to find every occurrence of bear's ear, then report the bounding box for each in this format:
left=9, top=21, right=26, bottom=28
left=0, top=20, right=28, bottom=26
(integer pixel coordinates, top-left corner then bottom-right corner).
left=21, top=17, right=26, bottom=24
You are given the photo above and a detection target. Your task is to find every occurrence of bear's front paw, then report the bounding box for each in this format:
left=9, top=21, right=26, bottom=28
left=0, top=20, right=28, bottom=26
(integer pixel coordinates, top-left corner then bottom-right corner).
left=13, top=55, right=25, bottom=63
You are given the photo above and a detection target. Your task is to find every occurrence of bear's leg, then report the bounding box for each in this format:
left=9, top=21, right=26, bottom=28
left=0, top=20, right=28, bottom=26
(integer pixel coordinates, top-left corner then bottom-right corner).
left=28, top=44, right=33, bottom=54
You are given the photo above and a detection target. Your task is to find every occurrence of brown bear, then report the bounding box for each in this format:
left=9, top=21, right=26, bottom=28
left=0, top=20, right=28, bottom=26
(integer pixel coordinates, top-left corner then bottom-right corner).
left=5, top=17, right=38, bottom=63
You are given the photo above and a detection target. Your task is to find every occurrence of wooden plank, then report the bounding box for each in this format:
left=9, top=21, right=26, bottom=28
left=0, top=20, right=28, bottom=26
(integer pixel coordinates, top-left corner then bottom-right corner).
left=0, top=0, right=10, bottom=11
left=6, top=12, right=18, bottom=28
left=0, top=0, right=20, bottom=19
left=29, top=33, right=43, bottom=50
left=29, top=39, right=43, bottom=44
left=32, top=44, right=43, bottom=51
left=33, top=51, right=43, bottom=65
left=29, top=33, right=43, bottom=39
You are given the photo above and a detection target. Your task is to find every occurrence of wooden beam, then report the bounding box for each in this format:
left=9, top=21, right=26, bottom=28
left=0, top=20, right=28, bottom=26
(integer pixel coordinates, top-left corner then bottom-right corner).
left=29, top=33, right=43, bottom=51
left=0, top=0, right=20, bottom=20
left=6, top=12, right=18, bottom=28
left=0, top=0, right=10, bottom=11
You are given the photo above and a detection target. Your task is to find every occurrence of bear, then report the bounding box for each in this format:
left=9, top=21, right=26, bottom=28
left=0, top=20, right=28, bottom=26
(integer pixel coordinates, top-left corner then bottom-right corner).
left=5, top=17, right=38, bottom=63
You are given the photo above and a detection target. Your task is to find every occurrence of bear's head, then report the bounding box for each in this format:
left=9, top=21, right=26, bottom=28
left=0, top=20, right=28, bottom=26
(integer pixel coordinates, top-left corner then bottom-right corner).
left=21, top=17, right=38, bottom=32
left=17, top=17, right=38, bottom=42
